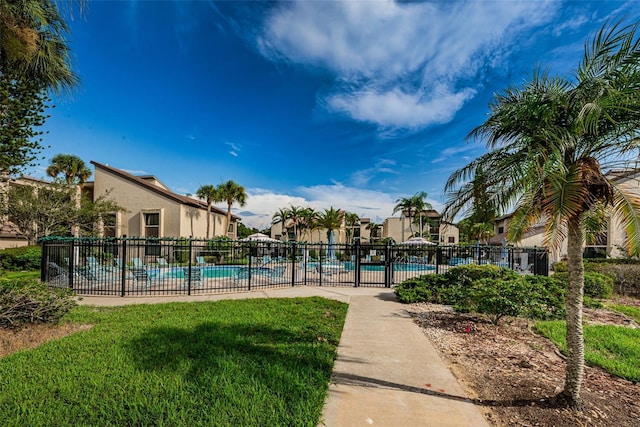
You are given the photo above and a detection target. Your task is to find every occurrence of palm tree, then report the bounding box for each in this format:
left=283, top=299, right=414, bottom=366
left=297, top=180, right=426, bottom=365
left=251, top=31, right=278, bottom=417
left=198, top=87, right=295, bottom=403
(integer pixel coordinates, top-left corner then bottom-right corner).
left=366, top=222, right=381, bottom=241
left=287, top=205, right=306, bottom=241
left=196, top=184, right=218, bottom=239
left=444, top=21, right=640, bottom=407
left=298, top=207, right=317, bottom=241
left=0, top=0, right=80, bottom=92
left=317, top=207, right=345, bottom=243
left=272, top=206, right=291, bottom=240
left=216, top=180, right=247, bottom=238
left=344, top=211, right=360, bottom=243
left=45, top=153, right=90, bottom=237
left=393, top=191, right=431, bottom=237
left=46, top=154, right=91, bottom=188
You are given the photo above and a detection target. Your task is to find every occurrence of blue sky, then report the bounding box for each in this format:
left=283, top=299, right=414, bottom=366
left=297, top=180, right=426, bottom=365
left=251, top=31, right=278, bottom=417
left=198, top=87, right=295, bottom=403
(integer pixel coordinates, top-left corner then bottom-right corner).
left=35, top=0, right=639, bottom=229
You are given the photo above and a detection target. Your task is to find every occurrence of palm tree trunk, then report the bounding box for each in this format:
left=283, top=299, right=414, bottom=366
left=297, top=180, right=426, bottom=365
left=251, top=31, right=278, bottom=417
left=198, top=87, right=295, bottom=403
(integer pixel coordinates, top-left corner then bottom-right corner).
left=562, top=216, right=585, bottom=407
left=226, top=203, right=232, bottom=238
left=206, top=206, right=211, bottom=239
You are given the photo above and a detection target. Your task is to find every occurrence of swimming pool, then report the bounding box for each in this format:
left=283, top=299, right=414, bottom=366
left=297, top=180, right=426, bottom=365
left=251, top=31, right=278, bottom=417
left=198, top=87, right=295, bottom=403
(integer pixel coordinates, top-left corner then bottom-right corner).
left=311, top=262, right=435, bottom=272
left=151, top=266, right=243, bottom=279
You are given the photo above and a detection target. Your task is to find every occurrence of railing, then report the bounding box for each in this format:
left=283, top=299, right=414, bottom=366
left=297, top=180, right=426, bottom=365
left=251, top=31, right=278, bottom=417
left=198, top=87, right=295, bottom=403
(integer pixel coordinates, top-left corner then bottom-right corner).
left=40, top=237, right=548, bottom=297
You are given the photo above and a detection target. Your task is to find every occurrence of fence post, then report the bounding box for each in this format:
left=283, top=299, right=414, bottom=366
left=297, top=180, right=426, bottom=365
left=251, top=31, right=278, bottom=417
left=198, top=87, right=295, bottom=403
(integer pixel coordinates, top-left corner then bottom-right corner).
left=384, top=242, right=392, bottom=288
left=247, top=243, right=253, bottom=291
left=291, top=243, right=296, bottom=287
left=435, top=244, right=441, bottom=275
left=354, top=240, right=361, bottom=287
left=121, top=238, right=127, bottom=297
left=187, top=240, right=193, bottom=295
left=69, top=239, right=75, bottom=291
left=40, top=240, right=47, bottom=283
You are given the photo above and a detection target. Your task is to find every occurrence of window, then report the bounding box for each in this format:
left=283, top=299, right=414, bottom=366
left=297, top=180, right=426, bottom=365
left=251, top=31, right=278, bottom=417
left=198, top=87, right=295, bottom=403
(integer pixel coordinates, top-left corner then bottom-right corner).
left=227, top=223, right=234, bottom=234
left=498, top=226, right=504, bottom=234
left=448, top=236, right=455, bottom=243
left=103, top=213, right=117, bottom=237
left=144, top=213, right=160, bottom=237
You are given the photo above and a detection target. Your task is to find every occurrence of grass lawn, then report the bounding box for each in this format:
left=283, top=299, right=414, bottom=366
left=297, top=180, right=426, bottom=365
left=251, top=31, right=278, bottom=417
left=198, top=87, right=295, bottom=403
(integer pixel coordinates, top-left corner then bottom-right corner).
left=0, top=297, right=347, bottom=427
left=0, top=271, right=41, bottom=281
left=607, top=304, right=640, bottom=323
left=534, top=320, right=640, bottom=382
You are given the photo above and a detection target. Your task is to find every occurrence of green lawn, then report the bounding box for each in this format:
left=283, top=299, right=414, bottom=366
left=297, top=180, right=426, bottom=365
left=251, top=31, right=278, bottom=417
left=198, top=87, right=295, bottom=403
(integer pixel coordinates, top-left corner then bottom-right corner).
left=607, top=303, right=640, bottom=323
left=0, top=270, right=41, bottom=281
left=534, top=319, right=640, bottom=382
left=0, top=297, right=347, bottom=427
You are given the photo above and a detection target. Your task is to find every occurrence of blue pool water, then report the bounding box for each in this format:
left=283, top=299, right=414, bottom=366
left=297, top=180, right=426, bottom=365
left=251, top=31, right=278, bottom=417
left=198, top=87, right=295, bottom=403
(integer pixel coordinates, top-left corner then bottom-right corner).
left=311, top=262, right=435, bottom=272
left=151, top=266, right=242, bottom=279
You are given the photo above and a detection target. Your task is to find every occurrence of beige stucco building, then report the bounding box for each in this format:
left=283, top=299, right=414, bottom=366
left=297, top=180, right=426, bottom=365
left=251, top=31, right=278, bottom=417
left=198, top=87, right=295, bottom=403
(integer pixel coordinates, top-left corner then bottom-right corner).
left=85, top=162, right=238, bottom=239
left=0, top=162, right=239, bottom=247
left=489, top=169, right=640, bottom=262
left=383, top=210, right=459, bottom=244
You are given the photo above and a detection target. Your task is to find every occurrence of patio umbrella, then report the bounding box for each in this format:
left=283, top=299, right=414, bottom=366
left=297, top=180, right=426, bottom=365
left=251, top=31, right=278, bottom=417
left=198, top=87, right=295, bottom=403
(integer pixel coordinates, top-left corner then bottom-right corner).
left=401, top=236, right=436, bottom=245
left=239, top=233, right=281, bottom=243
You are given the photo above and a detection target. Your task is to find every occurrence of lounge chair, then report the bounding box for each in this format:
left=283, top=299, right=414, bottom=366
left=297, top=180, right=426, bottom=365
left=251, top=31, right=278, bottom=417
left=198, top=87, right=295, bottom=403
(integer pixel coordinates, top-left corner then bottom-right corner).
left=157, top=257, right=170, bottom=267
left=196, top=256, right=208, bottom=266
left=181, top=267, right=202, bottom=288
left=132, top=258, right=145, bottom=268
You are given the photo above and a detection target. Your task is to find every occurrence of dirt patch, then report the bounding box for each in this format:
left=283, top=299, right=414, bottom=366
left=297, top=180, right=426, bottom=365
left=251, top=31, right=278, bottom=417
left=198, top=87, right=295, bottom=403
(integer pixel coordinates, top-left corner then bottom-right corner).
left=407, top=303, right=640, bottom=426
left=0, top=323, right=92, bottom=358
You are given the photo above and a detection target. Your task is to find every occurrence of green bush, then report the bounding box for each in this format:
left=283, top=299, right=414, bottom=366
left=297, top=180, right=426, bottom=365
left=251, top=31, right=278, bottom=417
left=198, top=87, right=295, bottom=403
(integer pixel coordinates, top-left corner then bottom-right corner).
left=0, top=279, right=76, bottom=328
left=0, top=246, right=41, bottom=271
left=552, top=261, right=568, bottom=272
left=553, top=271, right=614, bottom=299
left=585, top=262, right=640, bottom=297
left=457, top=275, right=565, bottom=324
left=394, top=275, right=444, bottom=304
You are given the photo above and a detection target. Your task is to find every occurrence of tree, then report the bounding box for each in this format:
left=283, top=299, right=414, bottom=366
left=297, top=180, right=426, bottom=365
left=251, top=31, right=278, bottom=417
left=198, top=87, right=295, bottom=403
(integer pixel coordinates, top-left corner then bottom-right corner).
left=1, top=1, right=80, bottom=178
left=366, top=222, right=381, bottom=241
left=298, top=207, right=317, bottom=242
left=317, top=207, right=344, bottom=243
left=287, top=205, right=306, bottom=241
left=443, top=21, right=640, bottom=407
left=1, top=0, right=79, bottom=93
left=46, top=154, right=91, bottom=187
left=393, top=191, right=432, bottom=237
left=3, top=181, right=122, bottom=244
left=196, top=184, right=219, bottom=239
left=344, top=211, right=360, bottom=243
left=0, top=74, right=51, bottom=178
left=216, top=180, right=247, bottom=238
left=272, top=206, right=291, bottom=240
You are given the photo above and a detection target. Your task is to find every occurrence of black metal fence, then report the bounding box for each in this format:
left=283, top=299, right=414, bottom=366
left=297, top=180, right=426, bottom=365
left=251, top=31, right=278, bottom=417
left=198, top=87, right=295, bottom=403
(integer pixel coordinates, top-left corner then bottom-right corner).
left=40, top=237, right=548, bottom=297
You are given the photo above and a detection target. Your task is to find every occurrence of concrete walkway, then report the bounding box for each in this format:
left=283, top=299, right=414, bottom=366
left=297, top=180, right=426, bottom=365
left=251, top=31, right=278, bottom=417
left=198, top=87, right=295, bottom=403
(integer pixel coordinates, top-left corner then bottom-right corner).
left=78, top=287, right=489, bottom=427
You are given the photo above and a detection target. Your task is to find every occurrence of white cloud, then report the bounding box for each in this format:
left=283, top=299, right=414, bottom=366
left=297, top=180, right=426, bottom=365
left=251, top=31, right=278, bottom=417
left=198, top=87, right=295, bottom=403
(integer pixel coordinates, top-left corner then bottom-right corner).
left=430, top=145, right=481, bottom=164
left=327, top=86, right=476, bottom=129
left=350, top=158, right=399, bottom=186
left=258, top=0, right=558, bottom=131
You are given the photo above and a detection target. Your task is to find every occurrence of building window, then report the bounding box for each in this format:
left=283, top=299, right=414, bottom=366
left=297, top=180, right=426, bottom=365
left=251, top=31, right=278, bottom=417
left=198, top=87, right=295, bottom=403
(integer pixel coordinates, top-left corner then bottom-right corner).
left=498, top=226, right=504, bottom=234
left=448, top=236, right=455, bottom=243
left=144, top=213, right=160, bottom=237
left=103, top=213, right=117, bottom=237
left=227, top=223, right=234, bottom=234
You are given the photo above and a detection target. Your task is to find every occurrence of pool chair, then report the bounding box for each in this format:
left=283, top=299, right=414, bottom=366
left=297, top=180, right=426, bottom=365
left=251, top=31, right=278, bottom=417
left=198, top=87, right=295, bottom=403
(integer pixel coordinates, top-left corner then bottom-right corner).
left=181, top=267, right=202, bottom=288
left=84, top=256, right=116, bottom=282
left=156, top=257, right=170, bottom=268
left=196, top=256, right=209, bottom=266
left=132, top=258, right=145, bottom=268
left=46, top=262, right=74, bottom=287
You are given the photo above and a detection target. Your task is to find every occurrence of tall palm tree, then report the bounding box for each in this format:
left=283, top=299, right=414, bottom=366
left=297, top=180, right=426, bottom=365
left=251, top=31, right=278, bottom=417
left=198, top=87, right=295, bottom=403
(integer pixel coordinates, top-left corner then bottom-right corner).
left=444, top=20, right=640, bottom=407
left=0, top=0, right=80, bottom=92
left=317, top=207, right=345, bottom=243
left=46, top=154, right=91, bottom=188
left=45, top=153, right=90, bottom=237
left=196, top=184, right=218, bottom=239
left=216, top=180, right=247, bottom=238
left=344, top=211, right=360, bottom=243
left=393, top=191, right=431, bottom=236
left=272, top=206, right=291, bottom=240
left=298, top=206, right=317, bottom=241
left=366, top=222, right=381, bottom=241
left=287, top=204, right=306, bottom=241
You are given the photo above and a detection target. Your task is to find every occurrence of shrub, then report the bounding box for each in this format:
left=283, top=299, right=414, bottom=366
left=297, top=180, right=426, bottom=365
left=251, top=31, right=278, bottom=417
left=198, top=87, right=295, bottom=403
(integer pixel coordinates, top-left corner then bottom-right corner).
left=585, top=262, right=640, bottom=297
left=553, top=271, right=614, bottom=299
left=552, top=261, right=568, bottom=272
left=394, top=275, right=445, bottom=304
left=459, top=275, right=565, bottom=324
left=0, top=246, right=41, bottom=271
left=0, top=279, right=76, bottom=328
